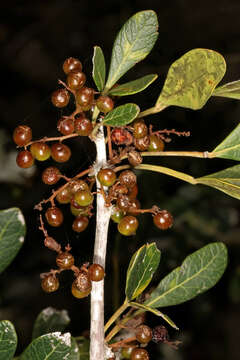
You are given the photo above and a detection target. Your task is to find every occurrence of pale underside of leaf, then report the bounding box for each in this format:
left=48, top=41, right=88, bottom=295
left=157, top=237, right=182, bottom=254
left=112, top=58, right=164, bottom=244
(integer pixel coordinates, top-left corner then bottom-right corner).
left=211, top=123, right=240, bottom=160
left=213, top=79, right=240, bottom=99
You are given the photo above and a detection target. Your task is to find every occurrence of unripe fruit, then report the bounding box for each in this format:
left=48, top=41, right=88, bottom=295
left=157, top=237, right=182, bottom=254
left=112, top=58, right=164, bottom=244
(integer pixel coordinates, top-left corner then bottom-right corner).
left=148, top=135, right=165, bottom=152
left=51, top=89, right=70, bottom=108
left=41, top=274, right=59, bottom=293
left=30, top=142, right=51, bottom=161
left=153, top=210, right=173, bottom=230
left=76, top=87, right=94, bottom=111
left=130, top=348, right=149, bottom=360
left=97, top=168, right=116, bottom=187
left=70, top=205, right=89, bottom=217
left=118, top=216, right=139, bottom=236
left=111, top=207, right=125, bottom=224
left=74, top=114, right=93, bottom=136
left=74, top=190, right=94, bottom=207
left=96, top=95, right=114, bottom=113
left=56, top=251, right=74, bottom=269
left=42, top=166, right=61, bottom=185
left=71, top=281, right=91, bottom=299
left=88, top=264, right=105, bottom=281
left=63, top=57, right=82, bottom=74
left=135, top=325, right=152, bottom=344
left=51, top=143, right=71, bottom=163
left=45, top=207, right=64, bottom=227
left=119, top=170, right=137, bottom=189
left=121, top=346, right=134, bottom=359
left=67, top=71, right=86, bottom=90
left=133, top=119, right=148, bottom=139
left=16, top=150, right=34, bottom=168
left=13, top=125, right=32, bottom=146
left=57, top=118, right=74, bottom=135
left=72, top=215, right=89, bottom=232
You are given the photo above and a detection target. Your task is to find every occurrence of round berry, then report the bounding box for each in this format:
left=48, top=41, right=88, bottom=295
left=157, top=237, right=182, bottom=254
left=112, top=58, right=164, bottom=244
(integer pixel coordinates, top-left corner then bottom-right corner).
left=96, top=95, right=114, bottom=113
left=45, top=207, right=64, bottom=227
left=74, top=190, right=94, bottom=207
left=42, top=166, right=61, bottom=185
left=57, top=118, right=74, bottom=135
left=71, top=281, right=91, bottom=299
left=16, top=150, right=34, bottom=168
left=118, top=216, right=139, bottom=236
left=148, top=135, right=165, bottom=152
left=76, top=87, right=94, bottom=111
left=111, top=207, right=125, bottom=224
left=130, top=348, right=149, bottom=360
left=121, top=346, right=134, bottom=359
left=153, top=210, right=173, bottom=230
left=74, top=271, right=92, bottom=292
left=74, top=114, right=93, bottom=136
left=116, top=194, right=131, bottom=212
left=88, top=264, right=105, bottom=282
left=97, top=168, right=116, bottom=187
left=69, top=179, right=89, bottom=193
left=41, top=274, right=59, bottom=293
left=127, top=199, right=141, bottom=216
left=51, top=89, right=70, bottom=108
left=111, top=128, right=133, bottom=146
left=128, top=184, right=138, bottom=200
left=30, top=142, right=51, bottom=161
left=67, top=71, right=86, bottom=90
left=56, top=186, right=72, bottom=204
left=133, top=119, right=148, bottom=139
left=13, top=125, right=32, bottom=146
left=51, top=143, right=71, bottom=163
left=133, top=136, right=150, bottom=151
left=128, top=150, right=142, bottom=167
left=72, top=215, right=89, bottom=232
left=56, top=251, right=74, bottom=269
left=135, top=325, right=152, bottom=344
left=119, top=170, right=137, bottom=189
left=63, top=57, right=82, bottom=74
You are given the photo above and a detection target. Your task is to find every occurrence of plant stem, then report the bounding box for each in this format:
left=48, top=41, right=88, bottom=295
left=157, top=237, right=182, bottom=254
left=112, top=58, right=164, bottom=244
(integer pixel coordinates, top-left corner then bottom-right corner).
left=90, top=125, right=112, bottom=360
left=138, top=103, right=167, bottom=118
left=104, top=298, right=129, bottom=333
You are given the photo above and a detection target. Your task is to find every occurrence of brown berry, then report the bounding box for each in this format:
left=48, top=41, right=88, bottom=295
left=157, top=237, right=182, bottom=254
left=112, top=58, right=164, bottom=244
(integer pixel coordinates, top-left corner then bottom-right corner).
left=74, top=114, right=93, bottom=136
left=45, top=207, right=64, bottom=227
left=68, top=179, right=89, bottom=193
left=97, top=168, right=116, bottom=187
left=56, top=251, right=74, bottom=269
left=88, top=264, right=105, bottom=281
left=96, top=95, right=114, bottom=113
left=63, top=57, right=82, bottom=74
left=42, top=166, right=61, bottom=185
left=67, top=71, right=86, bottom=90
left=135, top=325, right=152, bottom=344
left=51, top=143, right=71, bottom=163
left=119, top=170, right=137, bottom=189
left=74, top=271, right=92, bottom=292
left=134, top=135, right=150, bottom=151
left=57, top=118, right=74, bottom=135
left=118, top=216, right=139, bottom=236
left=16, top=150, right=34, bottom=168
left=44, top=237, right=61, bottom=253
left=41, top=274, right=59, bottom=293
left=71, top=281, right=91, bottom=299
left=130, top=348, right=149, bottom=360
left=148, top=135, right=165, bottom=152
left=128, top=150, right=142, bottom=167
left=133, top=119, right=148, bottom=139
left=51, top=89, right=70, bottom=108
left=56, top=186, right=72, bottom=204
left=13, top=125, right=32, bottom=146
left=153, top=210, right=173, bottom=230
left=76, top=87, right=94, bottom=111
left=72, top=215, right=89, bottom=232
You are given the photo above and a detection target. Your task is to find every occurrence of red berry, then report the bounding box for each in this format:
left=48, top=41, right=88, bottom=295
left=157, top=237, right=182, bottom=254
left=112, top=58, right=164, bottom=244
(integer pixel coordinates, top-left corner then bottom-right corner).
left=74, top=114, right=93, bottom=136
left=41, top=274, right=59, bottom=293
left=51, top=89, right=70, bottom=108
left=119, top=170, right=137, bottom=189
left=96, top=95, right=114, bottom=113
left=16, top=150, right=34, bottom=168
left=74, top=190, right=94, bottom=207
left=97, top=168, right=116, bottom=187
left=118, top=216, right=139, bottom=236
left=30, top=142, right=51, bottom=161
left=76, top=87, right=94, bottom=111
left=153, top=210, right=173, bottom=230
left=45, top=207, right=64, bottom=227
left=130, top=348, right=149, bottom=360
left=88, top=264, right=105, bottom=281
left=111, top=128, right=133, bottom=146
left=42, top=166, right=61, bottom=185
left=56, top=251, right=74, bottom=269
left=135, top=325, right=152, bottom=344
left=72, top=215, right=89, bottom=232
left=148, top=135, right=165, bottom=151
left=67, top=71, right=86, bottom=90
left=56, top=186, right=72, bottom=204
left=63, top=57, right=82, bottom=74
left=133, top=119, right=148, bottom=139
left=13, top=125, right=32, bottom=146
left=57, top=118, right=74, bottom=135
left=51, top=143, right=71, bottom=162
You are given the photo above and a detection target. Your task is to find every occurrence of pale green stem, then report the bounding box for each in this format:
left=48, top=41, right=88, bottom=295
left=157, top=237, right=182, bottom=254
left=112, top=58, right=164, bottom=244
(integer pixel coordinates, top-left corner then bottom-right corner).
left=138, top=103, right=167, bottom=118
left=121, top=150, right=212, bottom=160
left=104, top=298, right=129, bottom=334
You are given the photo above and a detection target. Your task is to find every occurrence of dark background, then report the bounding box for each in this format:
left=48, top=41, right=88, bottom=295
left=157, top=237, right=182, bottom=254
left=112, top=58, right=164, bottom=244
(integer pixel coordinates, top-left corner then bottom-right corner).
left=1, top=1, right=240, bottom=359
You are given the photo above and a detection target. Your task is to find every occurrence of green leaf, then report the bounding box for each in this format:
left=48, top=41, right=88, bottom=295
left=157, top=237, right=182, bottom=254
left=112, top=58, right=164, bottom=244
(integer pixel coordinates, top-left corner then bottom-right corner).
left=104, top=10, right=158, bottom=92
left=129, top=302, right=179, bottom=330
left=32, top=307, right=70, bottom=340
left=197, top=164, right=240, bottom=200
left=211, top=123, right=240, bottom=161
left=125, top=243, right=161, bottom=301
left=108, top=74, right=158, bottom=96
left=0, top=208, right=26, bottom=274
left=77, top=337, right=89, bottom=360
left=102, top=103, right=140, bottom=127
left=156, top=48, right=226, bottom=110
left=213, top=80, right=240, bottom=99
left=20, top=332, right=74, bottom=360
left=144, top=242, right=227, bottom=308
left=0, top=320, right=17, bottom=360
left=92, top=46, right=106, bottom=92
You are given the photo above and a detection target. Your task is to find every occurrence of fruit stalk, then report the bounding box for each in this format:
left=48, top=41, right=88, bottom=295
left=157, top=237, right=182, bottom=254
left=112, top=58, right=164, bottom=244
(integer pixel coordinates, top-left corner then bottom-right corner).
left=90, top=125, right=112, bottom=360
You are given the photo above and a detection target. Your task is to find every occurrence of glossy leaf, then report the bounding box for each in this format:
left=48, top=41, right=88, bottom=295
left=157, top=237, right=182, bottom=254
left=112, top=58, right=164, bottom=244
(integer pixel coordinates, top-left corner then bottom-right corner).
left=156, top=49, right=226, bottom=110
left=102, top=103, right=139, bottom=126
left=92, top=46, right=106, bottom=92
left=213, top=80, right=240, bottom=99
left=0, top=208, right=26, bottom=274
left=108, top=74, right=158, bottom=96
left=197, top=164, right=240, bottom=200
left=211, top=123, right=240, bottom=161
left=125, top=243, right=161, bottom=301
left=129, top=302, right=179, bottom=330
left=77, top=337, right=89, bottom=360
left=144, top=242, right=227, bottom=308
left=32, top=307, right=70, bottom=340
left=104, top=10, right=158, bottom=91
left=20, top=332, right=74, bottom=360
left=0, top=320, right=17, bottom=360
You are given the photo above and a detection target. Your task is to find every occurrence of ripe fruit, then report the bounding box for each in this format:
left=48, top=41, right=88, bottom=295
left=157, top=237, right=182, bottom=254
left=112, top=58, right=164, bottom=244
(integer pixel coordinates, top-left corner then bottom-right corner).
left=16, top=150, right=34, bottom=168
left=42, top=166, right=61, bottom=185
left=57, top=118, right=74, bottom=135
left=72, top=215, right=89, bottom=232
left=135, top=325, right=152, bottom=344
left=30, top=142, right=51, bottom=161
left=127, top=199, right=141, bottom=216
left=111, top=128, right=133, bottom=146
left=128, top=150, right=142, bottom=167
left=88, top=264, right=105, bottom=281
left=130, top=348, right=149, bottom=360
left=74, top=190, right=94, bottom=207
left=128, top=184, right=138, bottom=200
left=97, top=168, right=116, bottom=187
left=133, top=119, right=148, bottom=139
left=119, top=170, right=137, bottom=189
left=133, top=136, right=150, bottom=151
left=51, top=143, right=71, bottom=162
left=76, top=87, right=94, bottom=111
left=45, top=207, right=64, bottom=227
left=96, top=95, right=114, bottom=113
left=51, top=89, right=70, bottom=108
left=111, top=207, right=125, bottom=224
left=74, top=114, right=93, bottom=136
left=69, top=179, right=89, bottom=193
left=118, top=216, right=139, bottom=236
left=116, top=194, right=131, bottom=211
left=13, top=125, right=32, bottom=146
left=67, top=71, right=86, bottom=90
left=63, top=57, right=82, bottom=74
left=148, top=135, right=165, bottom=152
left=74, top=271, right=92, bottom=292
left=56, top=251, right=74, bottom=269
left=56, top=186, right=72, bottom=204
left=41, top=274, right=59, bottom=293
left=71, top=281, right=91, bottom=299
left=153, top=210, right=173, bottom=230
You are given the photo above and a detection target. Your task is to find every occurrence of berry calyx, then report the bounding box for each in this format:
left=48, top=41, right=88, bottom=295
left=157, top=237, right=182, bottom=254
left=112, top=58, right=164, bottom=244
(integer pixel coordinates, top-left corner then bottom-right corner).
left=74, top=114, right=93, bottom=136
left=16, top=150, right=34, bottom=168
left=148, top=135, right=165, bottom=152
left=96, top=95, right=114, bottom=113
left=97, top=168, right=116, bottom=187
left=51, top=89, right=70, bottom=108
left=30, top=142, right=51, bottom=161
left=45, top=207, right=64, bottom=227
left=51, top=143, right=71, bottom=163
left=88, top=264, right=105, bottom=281
left=118, top=216, right=139, bottom=236
left=153, top=210, right=173, bottom=230
left=42, top=166, right=61, bottom=185
left=13, top=125, right=32, bottom=146
left=135, top=325, right=152, bottom=344
left=63, top=57, right=82, bottom=74
left=119, top=170, right=137, bottom=189
left=130, top=348, right=149, bottom=360
left=72, top=215, right=89, bottom=232
left=41, top=274, right=59, bottom=293
left=56, top=251, right=74, bottom=269
left=133, top=119, right=148, bottom=139
left=67, top=71, right=86, bottom=90
left=74, top=190, right=94, bottom=207
left=76, top=87, right=94, bottom=111
left=57, top=118, right=74, bottom=135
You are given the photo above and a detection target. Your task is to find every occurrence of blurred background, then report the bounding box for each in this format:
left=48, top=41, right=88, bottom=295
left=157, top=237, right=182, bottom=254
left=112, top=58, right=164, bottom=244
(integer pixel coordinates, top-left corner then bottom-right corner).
left=1, top=0, right=240, bottom=359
